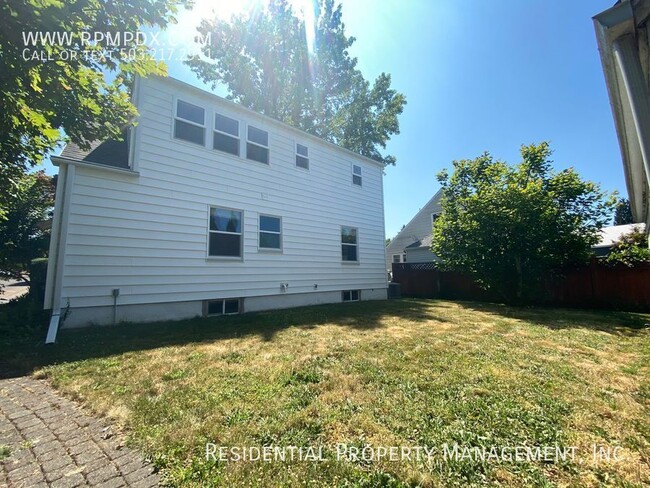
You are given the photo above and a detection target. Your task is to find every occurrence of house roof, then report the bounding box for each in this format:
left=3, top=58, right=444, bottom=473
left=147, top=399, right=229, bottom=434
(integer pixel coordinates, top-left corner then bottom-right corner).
left=58, top=132, right=129, bottom=169
left=595, top=223, right=646, bottom=248
left=405, top=234, right=433, bottom=250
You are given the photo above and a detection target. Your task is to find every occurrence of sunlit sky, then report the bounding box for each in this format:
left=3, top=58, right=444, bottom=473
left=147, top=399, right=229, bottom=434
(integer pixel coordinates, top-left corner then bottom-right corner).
left=47, top=0, right=624, bottom=239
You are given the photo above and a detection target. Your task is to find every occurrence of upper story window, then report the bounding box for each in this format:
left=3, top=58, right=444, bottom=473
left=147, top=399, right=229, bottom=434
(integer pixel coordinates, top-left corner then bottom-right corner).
left=341, top=226, right=358, bottom=262
left=296, top=143, right=309, bottom=169
left=213, top=113, right=240, bottom=156
left=247, top=125, right=269, bottom=164
left=259, top=215, right=282, bottom=250
left=174, top=100, right=205, bottom=146
left=432, top=213, right=440, bottom=226
left=208, top=207, right=243, bottom=258
left=352, top=164, right=362, bottom=186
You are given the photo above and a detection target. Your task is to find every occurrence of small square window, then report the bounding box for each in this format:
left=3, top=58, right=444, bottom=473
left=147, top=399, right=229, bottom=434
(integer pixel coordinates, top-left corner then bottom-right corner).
left=207, top=299, right=224, bottom=315
left=224, top=299, right=239, bottom=314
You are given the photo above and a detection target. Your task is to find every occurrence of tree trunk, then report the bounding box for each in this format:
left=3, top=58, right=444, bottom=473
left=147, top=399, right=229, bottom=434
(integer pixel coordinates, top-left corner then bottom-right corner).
left=514, top=255, right=523, bottom=302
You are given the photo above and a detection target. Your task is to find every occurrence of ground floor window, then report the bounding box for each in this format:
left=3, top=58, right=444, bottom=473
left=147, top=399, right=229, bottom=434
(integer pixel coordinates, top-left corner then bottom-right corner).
left=206, top=298, right=240, bottom=315
left=342, top=290, right=360, bottom=302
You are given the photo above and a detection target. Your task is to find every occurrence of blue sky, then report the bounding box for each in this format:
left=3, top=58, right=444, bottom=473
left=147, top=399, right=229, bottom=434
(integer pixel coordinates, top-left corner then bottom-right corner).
left=45, top=0, right=623, bottom=239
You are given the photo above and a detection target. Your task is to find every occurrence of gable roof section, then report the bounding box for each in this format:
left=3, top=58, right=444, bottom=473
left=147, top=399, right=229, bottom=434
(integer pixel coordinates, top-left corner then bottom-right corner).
left=385, top=189, right=442, bottom=261
left=58, top=132, right=129, bottom=169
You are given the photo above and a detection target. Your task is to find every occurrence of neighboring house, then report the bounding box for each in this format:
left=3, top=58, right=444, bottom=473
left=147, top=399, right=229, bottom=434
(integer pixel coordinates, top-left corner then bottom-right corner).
left=44, top=75, right=388, bottom=339
left=593, top=223, right=646, bottom=256
left=385, top=190, right=442, bottom=271
left=404, top=235, right=438, bottom=264
left=594, top=1, right=650, bottom=241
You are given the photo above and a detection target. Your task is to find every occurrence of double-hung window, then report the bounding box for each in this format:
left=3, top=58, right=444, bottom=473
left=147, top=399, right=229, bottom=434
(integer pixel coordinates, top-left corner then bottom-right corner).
left=213, top=113, right=240, bottom=156
left=174, top=100, right=205, bottom=145
left=208, top=207, right=243, bottom=258
left=352, top=164, right=362, bottom=186
left=296, top=143, right=309, bottom=169
left=247, top=125, right=269, bottom=164
left=259, top=215, right=281, bottom=250
left=341, top=226, right=358, bottom=262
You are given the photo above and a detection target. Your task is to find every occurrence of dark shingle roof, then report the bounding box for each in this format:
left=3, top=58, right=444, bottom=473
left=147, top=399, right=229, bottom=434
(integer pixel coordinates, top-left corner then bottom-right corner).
left=405, top=235, right=433, bottom=250
left=59, top=133, right=129, bottom=169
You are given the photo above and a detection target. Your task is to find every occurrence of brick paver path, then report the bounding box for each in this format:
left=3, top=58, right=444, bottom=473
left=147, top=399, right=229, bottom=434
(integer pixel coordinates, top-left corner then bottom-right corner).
left=0, top=377, right=160, bottom=487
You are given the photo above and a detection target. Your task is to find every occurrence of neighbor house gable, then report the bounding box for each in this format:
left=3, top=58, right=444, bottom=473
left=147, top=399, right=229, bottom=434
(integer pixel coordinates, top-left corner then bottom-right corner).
left=385, top=190, right=442, bottom=270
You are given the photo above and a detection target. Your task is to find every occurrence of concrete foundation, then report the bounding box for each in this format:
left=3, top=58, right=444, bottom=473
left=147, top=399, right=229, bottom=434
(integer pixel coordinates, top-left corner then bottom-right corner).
left=60, top=288, right=388, bottom=328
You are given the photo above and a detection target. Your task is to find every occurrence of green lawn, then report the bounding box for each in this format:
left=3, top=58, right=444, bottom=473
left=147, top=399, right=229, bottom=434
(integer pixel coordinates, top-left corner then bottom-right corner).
left=4, top=299, right=650, bottom=487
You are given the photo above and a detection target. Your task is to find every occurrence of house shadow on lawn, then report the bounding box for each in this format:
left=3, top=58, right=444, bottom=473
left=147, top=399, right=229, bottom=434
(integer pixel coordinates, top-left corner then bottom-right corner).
left=454, top=300, right=650, bottom=337
left=0, top=298, right=448, bottom=378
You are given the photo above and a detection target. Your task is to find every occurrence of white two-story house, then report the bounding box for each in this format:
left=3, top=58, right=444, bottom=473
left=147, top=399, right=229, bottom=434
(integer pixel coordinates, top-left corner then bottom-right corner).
left=44, top=75, right=388, bottom=339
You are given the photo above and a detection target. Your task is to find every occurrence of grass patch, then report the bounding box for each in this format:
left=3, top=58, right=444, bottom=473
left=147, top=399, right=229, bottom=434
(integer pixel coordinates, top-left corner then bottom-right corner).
left=0, top=445, right=10, bottom=460
left=3, top=299, right=650, bottom=486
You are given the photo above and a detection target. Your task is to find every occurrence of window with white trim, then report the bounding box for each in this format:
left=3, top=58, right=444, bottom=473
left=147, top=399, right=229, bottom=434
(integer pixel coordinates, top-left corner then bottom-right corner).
left=174, top=100, right=205, bottom=145
left=259, top=215, right=281, bottom=250
left=296, top=143, right=309, bottom=169
left=352, top=164, right=362, bottom=186
left=213, top=113, right=240, bottom=156
left=341, top=226, right=358, bottom=262
left=206, top=299, right=240, bottom=315
left=392, top=254, right=401, bottom=263
left=208, top=207, right=243, bottom=258
left=402, top=253, right=407, bottom=263
left=247, top=125, right=269, bottom=164
left=342, top=290, right=360, bottom=302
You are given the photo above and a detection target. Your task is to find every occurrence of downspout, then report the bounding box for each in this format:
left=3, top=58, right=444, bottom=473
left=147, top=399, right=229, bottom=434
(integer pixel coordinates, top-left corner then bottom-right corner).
left=45, top=163, right=75, bottom=344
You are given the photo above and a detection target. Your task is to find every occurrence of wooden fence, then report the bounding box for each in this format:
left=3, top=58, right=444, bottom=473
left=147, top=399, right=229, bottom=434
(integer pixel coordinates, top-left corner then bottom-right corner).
left=392, top=260, right=650, bottom=311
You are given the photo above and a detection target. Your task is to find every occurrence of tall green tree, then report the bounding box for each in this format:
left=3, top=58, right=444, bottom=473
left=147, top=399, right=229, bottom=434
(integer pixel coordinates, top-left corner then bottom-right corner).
left=0, top=171, right=55, bottom=283
left=613, top=197, right=634, bottom=225
left=0, top=0, right=190, bottom=217
left=432, top=142, right=615, bottom=303
left=186, top=0, right=406, bottom=166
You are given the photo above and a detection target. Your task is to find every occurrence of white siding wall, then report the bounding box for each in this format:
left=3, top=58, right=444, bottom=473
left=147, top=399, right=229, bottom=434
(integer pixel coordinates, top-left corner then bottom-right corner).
left=58, top=77, right=387, bottom=310
left=385, top=191, right=442, bottom=271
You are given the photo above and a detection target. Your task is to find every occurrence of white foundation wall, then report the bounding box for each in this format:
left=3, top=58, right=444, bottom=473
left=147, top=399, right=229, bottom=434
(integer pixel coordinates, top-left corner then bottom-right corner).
left=61, top=289, right=388, bottom=328
left=56, top=77, right=388, bottom=325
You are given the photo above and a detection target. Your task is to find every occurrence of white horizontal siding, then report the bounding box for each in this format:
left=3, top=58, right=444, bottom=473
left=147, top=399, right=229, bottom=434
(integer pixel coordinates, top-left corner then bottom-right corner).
left=59, top=76, right=387, bottom=309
